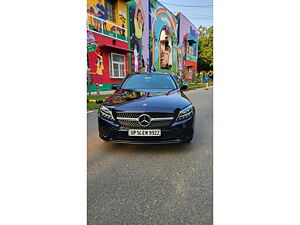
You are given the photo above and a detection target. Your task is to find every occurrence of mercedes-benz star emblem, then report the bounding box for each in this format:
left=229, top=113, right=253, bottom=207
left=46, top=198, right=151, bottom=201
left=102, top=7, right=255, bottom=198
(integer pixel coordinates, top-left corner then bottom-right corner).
left=138, top=114, right=151, bottom=127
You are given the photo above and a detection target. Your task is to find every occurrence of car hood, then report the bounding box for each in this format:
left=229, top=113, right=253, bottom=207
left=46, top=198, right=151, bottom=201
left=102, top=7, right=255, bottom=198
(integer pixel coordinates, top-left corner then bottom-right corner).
left=102, top=89, right=192, bottom=112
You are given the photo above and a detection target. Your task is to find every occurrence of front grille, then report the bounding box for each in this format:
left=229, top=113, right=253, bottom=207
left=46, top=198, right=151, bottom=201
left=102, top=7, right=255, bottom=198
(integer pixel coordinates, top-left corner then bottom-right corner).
left=116, top=112, right=174, bottom=118
left=116, top=112, right=175, bottom=128
left=117, top=120, right=172, bottom=128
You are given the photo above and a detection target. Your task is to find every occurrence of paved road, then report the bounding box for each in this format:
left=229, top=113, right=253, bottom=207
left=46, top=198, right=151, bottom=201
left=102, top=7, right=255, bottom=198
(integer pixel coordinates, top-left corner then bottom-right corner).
left=87, top=87, right=213, bottom=225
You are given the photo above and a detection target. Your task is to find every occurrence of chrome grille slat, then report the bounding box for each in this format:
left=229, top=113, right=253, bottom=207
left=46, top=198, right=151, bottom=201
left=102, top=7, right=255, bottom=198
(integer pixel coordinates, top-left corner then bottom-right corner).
left=116, top=117, right=139, bottom=121
left=116, top=112, right=174, bottom=118
left=151, top=117, right=174, bottom=121
left=116, top=112, right=175, bottom=128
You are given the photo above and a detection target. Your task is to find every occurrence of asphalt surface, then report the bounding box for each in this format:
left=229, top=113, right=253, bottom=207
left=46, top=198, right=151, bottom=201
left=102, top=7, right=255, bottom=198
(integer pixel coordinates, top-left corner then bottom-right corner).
left=87, top=87, right=213, bottom=225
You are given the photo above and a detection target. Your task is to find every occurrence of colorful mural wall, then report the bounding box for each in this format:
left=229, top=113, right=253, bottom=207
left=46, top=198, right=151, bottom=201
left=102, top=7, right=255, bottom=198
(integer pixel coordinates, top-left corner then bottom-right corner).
left=177, top=12, right=199, bottom=81
left=87, top=0, right=131, bottom=92
left=87, top=0, right=200, bottom=93
left=150, top=0, right=178, bottom=74
left=127, top=0, right=150, bottom=73
left=87, top=30, right=130, bottom=91
left=87, top=0, right=128, bottom=42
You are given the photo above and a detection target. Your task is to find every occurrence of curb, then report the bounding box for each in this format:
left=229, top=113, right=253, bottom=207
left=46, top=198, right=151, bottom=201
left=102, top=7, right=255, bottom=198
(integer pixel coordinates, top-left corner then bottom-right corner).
left=87, top=99, right=103, bottom=104
left=87, top=91, right=115, bottom=96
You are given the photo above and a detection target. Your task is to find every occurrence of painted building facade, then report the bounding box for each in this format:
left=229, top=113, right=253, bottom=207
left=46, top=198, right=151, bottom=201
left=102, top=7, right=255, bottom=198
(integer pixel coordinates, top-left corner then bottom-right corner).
left=87, top=0, right=199, bottom=92
left=87, top=0, right=132, bottom=92
left=176, top=12, right=199, bottom=82
left=149, top=0, right=178, bottom=74
left=126, top=0, right=178, bottom=75
left=127, top=0, right=150, bottom=73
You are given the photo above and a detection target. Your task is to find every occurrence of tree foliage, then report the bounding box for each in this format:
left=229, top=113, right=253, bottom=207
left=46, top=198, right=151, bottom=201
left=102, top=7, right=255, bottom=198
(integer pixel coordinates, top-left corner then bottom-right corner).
left=198, top=26, right=213, bottom=72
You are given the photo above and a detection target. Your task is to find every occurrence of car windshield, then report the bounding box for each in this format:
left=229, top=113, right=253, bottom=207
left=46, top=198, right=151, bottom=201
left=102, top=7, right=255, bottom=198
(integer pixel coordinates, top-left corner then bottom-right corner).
left=121, top=74, right=177, bottom=90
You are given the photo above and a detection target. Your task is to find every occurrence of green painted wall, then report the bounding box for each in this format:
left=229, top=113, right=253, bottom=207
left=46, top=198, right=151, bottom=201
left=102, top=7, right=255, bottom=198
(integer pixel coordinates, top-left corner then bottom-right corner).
left=87, top=82, right=120, bottom=93
left=156, top=68, right=176, bottom=75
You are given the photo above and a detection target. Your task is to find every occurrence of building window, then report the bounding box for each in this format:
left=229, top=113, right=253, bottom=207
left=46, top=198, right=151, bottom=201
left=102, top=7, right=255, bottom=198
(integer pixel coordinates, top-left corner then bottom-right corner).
left=105, top=0, right=116, bottom=22
left=188, top=43, right=194, bottom=55
left=111, top=53, right=126, bottom=78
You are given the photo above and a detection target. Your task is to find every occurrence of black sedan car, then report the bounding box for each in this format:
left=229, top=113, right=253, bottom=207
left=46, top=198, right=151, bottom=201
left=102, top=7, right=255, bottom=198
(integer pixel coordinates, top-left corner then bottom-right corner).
left=98, top=72, right=194, bottom=144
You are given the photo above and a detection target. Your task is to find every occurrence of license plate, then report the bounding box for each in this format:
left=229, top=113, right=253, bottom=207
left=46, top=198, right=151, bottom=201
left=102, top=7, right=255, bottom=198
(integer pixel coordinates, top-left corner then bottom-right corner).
left=128, top=129, right=161, bottom=137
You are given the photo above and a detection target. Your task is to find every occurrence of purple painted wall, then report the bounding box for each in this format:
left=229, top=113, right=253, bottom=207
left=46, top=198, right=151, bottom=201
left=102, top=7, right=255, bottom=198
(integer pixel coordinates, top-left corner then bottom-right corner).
left=176, top=12, right=199, bottom=80
left=177, top=13, right=198, bottom=48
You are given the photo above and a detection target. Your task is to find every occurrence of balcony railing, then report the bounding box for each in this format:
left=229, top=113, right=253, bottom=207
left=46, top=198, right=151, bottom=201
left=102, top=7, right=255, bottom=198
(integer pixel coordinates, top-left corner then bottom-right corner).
left=87, top=13, right=127, bottom=42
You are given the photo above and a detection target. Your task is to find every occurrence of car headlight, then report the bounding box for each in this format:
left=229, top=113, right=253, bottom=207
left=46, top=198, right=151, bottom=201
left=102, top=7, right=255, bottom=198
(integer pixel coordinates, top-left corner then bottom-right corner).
left=176, top=105, right=193, bottom=121
left=99, top=106, right=115, bottom=121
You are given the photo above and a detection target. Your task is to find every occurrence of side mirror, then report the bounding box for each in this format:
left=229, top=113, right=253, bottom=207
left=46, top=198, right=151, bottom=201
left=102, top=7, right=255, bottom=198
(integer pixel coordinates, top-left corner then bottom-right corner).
left=111, top=84, right=118, bottom=90
left=180, top=83, right=188, bottom=91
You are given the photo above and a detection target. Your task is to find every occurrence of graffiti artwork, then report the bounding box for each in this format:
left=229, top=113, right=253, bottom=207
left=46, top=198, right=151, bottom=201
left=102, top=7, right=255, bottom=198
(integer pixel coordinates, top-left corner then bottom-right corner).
left=87, top=0, right=128, bottom=41
left=181, top=34, right=188, bottom=68
left=150, top=0, right=178, bottom=73
left=128, top=0, right=144, bottom=72
left=87, top=0, right=107, bottom=31
left=177, top=12, right=199, bottom=80
left=127, top=0, right=149, bottom=73
left=119, top=10, right=126, bottom=37
left=96, top=51, right=104, bottom=75
left=86, top=0, right=199, bottom=92
left=87, top=30, right=97, bottom=44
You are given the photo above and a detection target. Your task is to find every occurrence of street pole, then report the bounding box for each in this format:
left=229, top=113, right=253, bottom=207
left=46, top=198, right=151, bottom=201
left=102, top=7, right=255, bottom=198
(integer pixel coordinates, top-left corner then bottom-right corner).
left=88, top=82, right=91, bottom=96
left=96, top=84, right=100, bottom=95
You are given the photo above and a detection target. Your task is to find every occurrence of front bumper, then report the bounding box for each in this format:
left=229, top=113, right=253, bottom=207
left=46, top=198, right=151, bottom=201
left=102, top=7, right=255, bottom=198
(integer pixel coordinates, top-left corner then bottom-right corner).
left=98, top=116, right=194, bottom=144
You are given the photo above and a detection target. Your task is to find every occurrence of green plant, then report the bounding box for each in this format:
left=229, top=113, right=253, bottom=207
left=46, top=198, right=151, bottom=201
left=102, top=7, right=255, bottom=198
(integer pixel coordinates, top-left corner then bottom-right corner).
left=198, top=26, right=213, bottom=72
